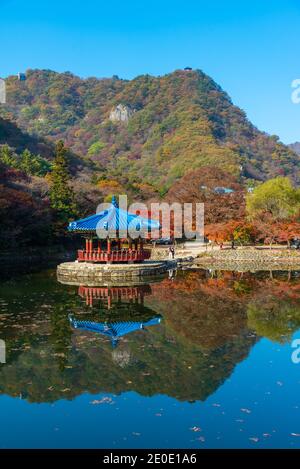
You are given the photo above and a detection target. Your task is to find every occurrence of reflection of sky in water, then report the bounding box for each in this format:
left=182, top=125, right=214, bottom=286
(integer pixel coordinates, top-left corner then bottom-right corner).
left=0, top=269, right=299, bottom=448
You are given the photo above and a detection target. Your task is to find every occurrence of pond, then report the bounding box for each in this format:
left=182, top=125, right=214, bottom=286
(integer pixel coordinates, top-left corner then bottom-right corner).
left=0, top=268, right=300, bottom=448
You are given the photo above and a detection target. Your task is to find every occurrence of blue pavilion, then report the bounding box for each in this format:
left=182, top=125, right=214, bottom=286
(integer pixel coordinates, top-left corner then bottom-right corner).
left=68, top=196, right=160, bottom=263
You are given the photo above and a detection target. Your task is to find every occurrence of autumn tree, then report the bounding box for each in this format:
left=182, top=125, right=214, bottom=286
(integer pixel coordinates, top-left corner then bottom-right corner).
left=205, top=220, right=256, bottom=245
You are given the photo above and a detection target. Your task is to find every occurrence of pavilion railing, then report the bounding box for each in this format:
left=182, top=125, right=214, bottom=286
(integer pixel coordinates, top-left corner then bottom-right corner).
left=78, top=285, right=151, bottom=299
left=77, top=249, right=151, bottom=263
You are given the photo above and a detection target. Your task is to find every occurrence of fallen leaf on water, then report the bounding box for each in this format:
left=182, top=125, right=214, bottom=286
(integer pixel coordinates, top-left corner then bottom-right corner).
left=291, top=433, right=300, bottom=437
left=249, top=437, right=259, bottom=443
left=241, top=408, right=251, bottom=414
left=190, top=426, right=202, bottom=432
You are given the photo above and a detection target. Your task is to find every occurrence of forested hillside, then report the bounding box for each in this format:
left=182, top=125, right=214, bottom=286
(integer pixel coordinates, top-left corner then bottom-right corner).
left=1, top=68, right=299, bottom=196
left=0, top=68, right=299, bottom=250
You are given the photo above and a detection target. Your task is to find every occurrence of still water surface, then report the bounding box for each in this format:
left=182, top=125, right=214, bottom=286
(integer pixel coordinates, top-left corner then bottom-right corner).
left=0, top=268, right=300, bottom=448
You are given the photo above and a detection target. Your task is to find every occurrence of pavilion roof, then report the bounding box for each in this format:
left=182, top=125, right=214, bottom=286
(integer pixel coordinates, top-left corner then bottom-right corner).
left=68, top=196, right=160, bottom=234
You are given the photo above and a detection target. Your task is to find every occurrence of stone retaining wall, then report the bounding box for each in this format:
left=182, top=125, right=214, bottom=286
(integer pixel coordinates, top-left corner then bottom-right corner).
left=57, top=260, right=172, bottom=283
left=194, top=247, right=300, bottom=271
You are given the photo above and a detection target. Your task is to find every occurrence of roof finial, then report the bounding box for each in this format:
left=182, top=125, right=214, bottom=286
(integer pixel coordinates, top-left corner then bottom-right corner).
left=111, top=195, right=119, bottom=208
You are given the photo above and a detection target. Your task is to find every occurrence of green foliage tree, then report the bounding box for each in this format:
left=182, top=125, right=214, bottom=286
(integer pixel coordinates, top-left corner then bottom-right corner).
left=87, top=141, right=106, bottom=157
left=49, top=141, right=77, bottom=227
left=19, top=149, right=50, bottom=176
left=0, top=145, right=50, bottom=176
left=246, top=177, right=300, bottom=221
left=0, top=144, right=16, bottom=167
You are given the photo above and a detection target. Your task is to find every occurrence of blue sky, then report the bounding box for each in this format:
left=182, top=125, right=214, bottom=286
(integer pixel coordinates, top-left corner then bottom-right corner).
left=1, top=0, right=300, bottom=143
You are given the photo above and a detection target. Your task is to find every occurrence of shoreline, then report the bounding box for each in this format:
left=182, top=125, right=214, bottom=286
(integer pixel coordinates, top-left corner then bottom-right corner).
left=1, top=245, right=300, bottom=277
left=192, top=246, right=300, bottom=272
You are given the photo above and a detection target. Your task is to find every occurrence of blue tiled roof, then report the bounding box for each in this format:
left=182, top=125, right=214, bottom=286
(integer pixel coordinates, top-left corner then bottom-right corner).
left=69, top=315, right=161, bottom=347
left=68, top=196, right=160, bottom=233
left=214, top=186, right=234, bottom=194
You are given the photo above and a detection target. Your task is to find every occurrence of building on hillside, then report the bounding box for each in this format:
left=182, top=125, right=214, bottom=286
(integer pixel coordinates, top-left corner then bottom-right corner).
left=18, top=72, right=26, bottom=81
left=214, top=186, right=235, bottom=194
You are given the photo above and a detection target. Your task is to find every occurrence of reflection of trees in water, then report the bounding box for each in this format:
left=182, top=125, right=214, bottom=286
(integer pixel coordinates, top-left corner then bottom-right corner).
left=0, top=269, right=299, bottom=403
left=149, top=270, right=300, bottom=347
left=148, top=271, right=251, bottom=350
left=0, top=323, right=256, bottom=403
left=247, top=279, right=300, bottom=343
left=112, top=347, right=132, bottom=368
left=248, top=301, right=300, bottom=344
left=50, top=304, right=73, bottom=371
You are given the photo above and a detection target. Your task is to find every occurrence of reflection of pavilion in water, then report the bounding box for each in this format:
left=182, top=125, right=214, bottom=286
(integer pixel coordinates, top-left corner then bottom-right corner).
left=78, top=284, right=152, bottom=309
left=69, top=314, right=161, bottom=348
left=70, top=283, right=161, bottom=347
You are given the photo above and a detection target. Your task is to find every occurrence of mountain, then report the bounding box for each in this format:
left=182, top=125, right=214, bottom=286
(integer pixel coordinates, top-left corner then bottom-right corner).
left=1, top=68, right=299, bottom=196
left=289, top=142, right=300, bottom=155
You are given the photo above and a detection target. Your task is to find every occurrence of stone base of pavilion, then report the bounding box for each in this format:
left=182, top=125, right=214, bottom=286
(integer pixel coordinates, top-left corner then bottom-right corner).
left=57, top=260, right=175, bottom=283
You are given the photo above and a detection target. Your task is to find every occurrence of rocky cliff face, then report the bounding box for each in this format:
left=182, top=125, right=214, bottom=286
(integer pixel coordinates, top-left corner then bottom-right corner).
left=289, top=142, right=300, bottom=155
left=0, top=78, right=6, bottom=104
left=109, top=104, right=135, bottom=123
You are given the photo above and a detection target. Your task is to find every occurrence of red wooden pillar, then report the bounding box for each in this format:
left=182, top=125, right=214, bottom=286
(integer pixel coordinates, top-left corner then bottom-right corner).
left=85, top=238, right=89, bottom=252
left=97, top=240, right=102, bottom=253
left=89, top=238, right=93, bottom=252
left=107, top=238, right=111, bottom=254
